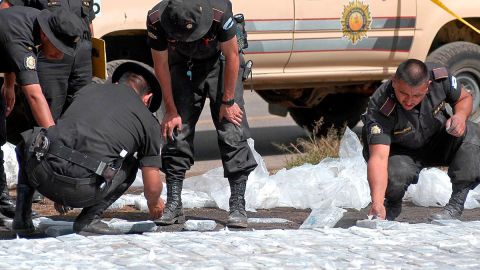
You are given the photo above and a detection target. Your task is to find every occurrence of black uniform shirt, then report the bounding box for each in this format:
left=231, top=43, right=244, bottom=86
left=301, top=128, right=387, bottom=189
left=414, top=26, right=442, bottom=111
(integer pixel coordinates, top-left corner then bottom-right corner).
left=0, top=6, right=41, bottom=85
left=362, top=65, right=461, bottom=150
left=146, top=0, right=236, bottom=60
left=47, top=83, right=162, bottom=178
left=15, top=0, right=94, bottom=35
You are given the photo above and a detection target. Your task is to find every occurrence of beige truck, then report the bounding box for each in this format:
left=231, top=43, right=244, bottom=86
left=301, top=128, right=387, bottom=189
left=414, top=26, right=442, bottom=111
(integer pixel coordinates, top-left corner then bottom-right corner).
left=47, top=0, right=480, bottom=133
left=91, top=0, right=480, bottom=133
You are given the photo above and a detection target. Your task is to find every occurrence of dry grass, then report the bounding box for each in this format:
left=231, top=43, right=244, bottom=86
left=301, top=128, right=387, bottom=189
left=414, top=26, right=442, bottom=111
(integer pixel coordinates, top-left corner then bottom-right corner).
left=276, top=120, right=345, bottom=169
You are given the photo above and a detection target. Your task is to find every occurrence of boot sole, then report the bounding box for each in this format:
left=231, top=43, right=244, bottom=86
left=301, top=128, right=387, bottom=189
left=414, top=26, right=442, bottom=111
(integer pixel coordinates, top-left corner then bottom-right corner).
left=156, top=215, right=186, bottom=226
left=226, top=221, right=248, bottom=228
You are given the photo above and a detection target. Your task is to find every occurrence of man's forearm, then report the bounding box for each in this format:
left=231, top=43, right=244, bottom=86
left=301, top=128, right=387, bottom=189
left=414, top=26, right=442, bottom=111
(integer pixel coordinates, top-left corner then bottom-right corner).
left=21, top=84, right=55, bottom=127
left=3, top=72, right=15, bottom=88
left=223, top=52, right=239, bottom=101
left=454, top=87, right=473, bottom=120
left=367, top=157, right=388, bottom=205
left=151, top=49, right=176, bottom=113
left=142, top=167, right=163, bottom=204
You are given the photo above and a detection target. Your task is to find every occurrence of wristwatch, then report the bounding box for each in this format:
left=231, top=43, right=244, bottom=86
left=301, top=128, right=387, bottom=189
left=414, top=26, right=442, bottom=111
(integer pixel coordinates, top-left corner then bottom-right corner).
left=222, top=99, right=235, bottom=106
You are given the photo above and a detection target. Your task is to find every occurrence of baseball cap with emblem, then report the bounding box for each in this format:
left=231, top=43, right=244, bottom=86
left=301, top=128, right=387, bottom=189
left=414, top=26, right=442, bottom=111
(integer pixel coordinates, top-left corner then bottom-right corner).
left=160, top=0, right=213, bottom=42
left=37, top=8, right=82, bottom=56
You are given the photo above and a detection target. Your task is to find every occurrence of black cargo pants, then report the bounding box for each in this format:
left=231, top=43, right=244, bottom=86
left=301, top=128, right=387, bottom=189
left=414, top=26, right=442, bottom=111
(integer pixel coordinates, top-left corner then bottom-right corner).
left=16, top=128, right=138, bottom=208
left=34, top=39, right=92, bottom=121
left=162, top=51, right=258, bottom=182
left=363, top=121, right=480, bottom=204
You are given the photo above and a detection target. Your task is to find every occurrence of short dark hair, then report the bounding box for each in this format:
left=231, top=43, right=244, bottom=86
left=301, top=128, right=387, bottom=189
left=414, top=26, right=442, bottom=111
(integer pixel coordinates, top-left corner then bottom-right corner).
left=394, top=59, right=429, bottom=87
left=118, top=72, right=151, bottom=96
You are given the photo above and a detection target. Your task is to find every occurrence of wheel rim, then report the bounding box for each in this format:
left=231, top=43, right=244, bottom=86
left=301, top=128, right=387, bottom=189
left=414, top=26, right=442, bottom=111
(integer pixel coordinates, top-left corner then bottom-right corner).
left=455, top=68, right=480, bottom=122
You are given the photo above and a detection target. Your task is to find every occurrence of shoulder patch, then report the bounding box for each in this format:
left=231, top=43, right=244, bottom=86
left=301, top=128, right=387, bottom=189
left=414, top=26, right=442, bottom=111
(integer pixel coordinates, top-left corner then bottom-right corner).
left=379, top=97, right=396, bottom=116
left=24, top=55, right=36, bottom=70
left=451, top=75, right=457, bottom=90
left=148, top=9, right=161, bottom=25
left=223, top=17, right=234, bottom=30
left=432, top=67, right=448, bottom=81
left=370, top=124, right=382, bottom=135
left=212, top=8, right=224, bottom=22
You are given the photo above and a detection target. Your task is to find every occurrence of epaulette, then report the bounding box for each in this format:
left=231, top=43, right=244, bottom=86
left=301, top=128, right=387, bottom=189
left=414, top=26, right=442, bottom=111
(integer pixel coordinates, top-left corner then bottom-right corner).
left=432, top=67, right=448, bottom=81
left=148, top=9, right=161, bottom=25
left=212, top=8, right=224, bottom=22
left=379, top=97, right=396, bottom=116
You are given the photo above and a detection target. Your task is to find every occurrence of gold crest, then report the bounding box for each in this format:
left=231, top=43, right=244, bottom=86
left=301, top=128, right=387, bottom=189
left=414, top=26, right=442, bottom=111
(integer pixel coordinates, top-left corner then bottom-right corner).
left=24, top=55, right=36, bottom=70
left=370, top=124, right=382, bottom=135
left=341, top=0, right=372, bottom=44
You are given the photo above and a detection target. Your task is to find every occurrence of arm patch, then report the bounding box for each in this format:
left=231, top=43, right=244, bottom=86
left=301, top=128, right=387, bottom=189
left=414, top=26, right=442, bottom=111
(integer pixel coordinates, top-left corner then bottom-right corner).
left=432, top=67, right=449, bottom=81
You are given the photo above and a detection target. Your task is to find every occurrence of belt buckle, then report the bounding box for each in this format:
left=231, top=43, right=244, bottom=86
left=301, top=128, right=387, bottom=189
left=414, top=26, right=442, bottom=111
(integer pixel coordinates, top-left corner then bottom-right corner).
left=31, top=132, right=50, bottom=161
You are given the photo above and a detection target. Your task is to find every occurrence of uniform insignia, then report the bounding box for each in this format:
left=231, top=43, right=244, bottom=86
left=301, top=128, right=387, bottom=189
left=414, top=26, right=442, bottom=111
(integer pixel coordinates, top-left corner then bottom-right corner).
left=451, top=76, right=457, bottom=90
left=379, top=97, right=396, bottom=116
left=394, top=127, right=412, bottom=135
left=223, top=17, right=234, bottom=30
left=186, top=22, right=193, bottom=30
left=212, top=8, right=224, bottom=22
left=432, top=101, right=445, bottom=116
left=370, top=124, right=382, bottom=135
left=340, top=0, right=372, bottom=44
left=24, top=55, right=36, bottom=70
left=432, top=67, right=448, bottom=80
left=148, top=31, right=158, bottom=40
left=148, top=9, right=161, bottom=25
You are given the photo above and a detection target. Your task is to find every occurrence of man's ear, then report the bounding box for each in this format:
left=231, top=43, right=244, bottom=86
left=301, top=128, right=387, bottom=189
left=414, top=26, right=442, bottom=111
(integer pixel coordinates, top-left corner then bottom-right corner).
left=142, top=92, right=153, bottom=108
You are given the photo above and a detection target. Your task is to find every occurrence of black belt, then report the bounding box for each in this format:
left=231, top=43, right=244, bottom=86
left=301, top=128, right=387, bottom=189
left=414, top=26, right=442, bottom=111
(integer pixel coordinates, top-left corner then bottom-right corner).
left=30, top=130, right=120, bottom=182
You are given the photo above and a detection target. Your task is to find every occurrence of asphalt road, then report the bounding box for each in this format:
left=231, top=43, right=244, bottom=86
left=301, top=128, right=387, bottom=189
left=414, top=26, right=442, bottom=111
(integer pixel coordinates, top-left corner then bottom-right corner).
left=187, top=90, right=307, bottom=177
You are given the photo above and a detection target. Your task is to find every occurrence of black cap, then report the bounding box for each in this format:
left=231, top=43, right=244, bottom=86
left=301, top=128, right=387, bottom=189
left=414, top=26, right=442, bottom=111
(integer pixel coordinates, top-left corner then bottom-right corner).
left=111, top=61, right=162, bottom=113
left=5, top=0, right=26, bottom=5
left=160, top=0, right=213, bottom=42
left=37, top=8, right=82, bottom=56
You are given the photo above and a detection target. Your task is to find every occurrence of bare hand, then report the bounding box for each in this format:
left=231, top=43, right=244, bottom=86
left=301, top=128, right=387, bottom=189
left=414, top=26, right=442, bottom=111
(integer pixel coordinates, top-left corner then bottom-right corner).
left=54, top=202, right=72, bottom=215
left=445, top=114, right=466, bottom=137
left=368, top=202, right=386, bottom=220
left=219, top=103, right=243, bottom=126
left=1, top=84, right=15, bottom=117
left=161, top=111, right=182, bottom=141
left=148, top=198, right=165, bottom=220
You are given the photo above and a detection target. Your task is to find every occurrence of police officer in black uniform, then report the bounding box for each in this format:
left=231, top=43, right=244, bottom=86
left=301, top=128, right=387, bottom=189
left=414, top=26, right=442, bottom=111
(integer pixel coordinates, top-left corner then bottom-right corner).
left=2, top=0, right=95, bottom=203
left=13, top=62, right=165, bottom=236
left=4, top=0, right=95, bottom=121
left=147, top=0, right=257, bottom=228
left=0, top=5, right=82, bottom=217
left=362, top=59, right=480, bottom=221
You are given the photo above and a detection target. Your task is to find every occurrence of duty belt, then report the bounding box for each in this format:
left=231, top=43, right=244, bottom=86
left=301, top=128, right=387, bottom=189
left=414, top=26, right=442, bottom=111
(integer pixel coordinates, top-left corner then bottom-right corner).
left=30, top=131, right=120, bottom=184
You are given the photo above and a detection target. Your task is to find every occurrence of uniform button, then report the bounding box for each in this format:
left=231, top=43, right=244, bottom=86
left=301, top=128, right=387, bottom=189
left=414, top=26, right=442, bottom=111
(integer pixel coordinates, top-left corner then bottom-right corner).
left=27, top=47, right=32, bottom=51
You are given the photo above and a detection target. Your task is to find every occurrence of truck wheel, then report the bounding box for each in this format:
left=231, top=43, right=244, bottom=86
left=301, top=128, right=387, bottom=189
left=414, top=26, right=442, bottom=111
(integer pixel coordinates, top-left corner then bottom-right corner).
left=426, top=42, right=480, bottom=122
left=92, top=60, right=132, bottom=84
left=289, top=93, right=368, bottom=135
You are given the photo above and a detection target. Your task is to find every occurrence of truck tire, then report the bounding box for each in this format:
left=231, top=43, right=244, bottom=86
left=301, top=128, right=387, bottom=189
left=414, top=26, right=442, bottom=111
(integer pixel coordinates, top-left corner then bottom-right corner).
left=289, top=93, right=368, bottom=135
left=426, top=42, right=480, bottom=122
left=92, top=59, right=130, bottom=84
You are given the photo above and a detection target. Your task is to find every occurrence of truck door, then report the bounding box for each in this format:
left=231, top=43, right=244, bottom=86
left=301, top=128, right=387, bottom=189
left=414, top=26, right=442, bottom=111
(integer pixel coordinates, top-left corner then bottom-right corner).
left=232, top=0, right=294, bottom=76
left=286, top=0, right=416, bottom=79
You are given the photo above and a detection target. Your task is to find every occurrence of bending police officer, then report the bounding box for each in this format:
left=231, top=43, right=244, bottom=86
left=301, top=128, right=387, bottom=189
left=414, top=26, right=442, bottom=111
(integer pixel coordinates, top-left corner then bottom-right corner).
left=362, top=59, right=480, bottom=221
left=0, top=5, right=82, bottom=217
left=147, top=0, right=257, bottom=228
left=13, top=62, right=165, bottom=235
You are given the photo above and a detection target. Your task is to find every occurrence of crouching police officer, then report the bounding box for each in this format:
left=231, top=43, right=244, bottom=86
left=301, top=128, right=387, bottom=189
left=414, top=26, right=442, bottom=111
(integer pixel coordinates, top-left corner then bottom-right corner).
left=0, top=5, right=82, bottom=217
left=13, top=62, right=165, bottom=236
left=362, top=59, right=480, bottom=221
left=147, top=0, right=257, bottom=228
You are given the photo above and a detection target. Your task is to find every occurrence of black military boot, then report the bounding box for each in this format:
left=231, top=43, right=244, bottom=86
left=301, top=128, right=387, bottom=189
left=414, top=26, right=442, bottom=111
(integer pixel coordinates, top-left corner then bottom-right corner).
left=226, top=179, right=248, bottom=228
left=0, top=186, right=16, bottom=219
left=73, top=203, right=122, bottom=235
left=429, top=183, right=471, bottom=220
left=12, top=184, right=35, bottom=236
left=155, top=179, right=185, bottom=225
left=385, top=199, right=402, bottom=221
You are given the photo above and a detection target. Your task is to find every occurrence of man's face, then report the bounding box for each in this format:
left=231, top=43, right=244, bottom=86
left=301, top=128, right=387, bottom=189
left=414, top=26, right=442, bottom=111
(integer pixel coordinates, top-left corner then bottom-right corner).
left=392, top=78, right=431, bottom=111
left=40, top=31, right=64, bottom=60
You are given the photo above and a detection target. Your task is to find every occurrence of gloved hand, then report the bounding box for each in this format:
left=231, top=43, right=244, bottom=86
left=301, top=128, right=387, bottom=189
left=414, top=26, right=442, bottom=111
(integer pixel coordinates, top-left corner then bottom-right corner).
left=54, top=202, right=72, bottom=215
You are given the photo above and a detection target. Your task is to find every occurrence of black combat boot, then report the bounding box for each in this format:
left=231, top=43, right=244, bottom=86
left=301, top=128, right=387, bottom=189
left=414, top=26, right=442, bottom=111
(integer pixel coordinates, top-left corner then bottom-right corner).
left=12, top=184, right=35, bottom=236
left=0, top=185, right=16, bottom=219
left=429, top=183, right=471, bottom=220
left=73, top=203, right=122, bottom=235
left=155, top=179, right=185, bottom=225
left=226, top=179, right=248, bottom=228
left=385, top=199, right=402, bottom=221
